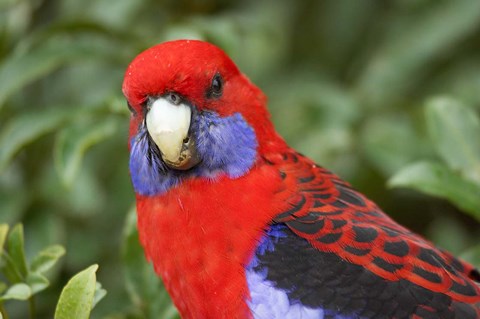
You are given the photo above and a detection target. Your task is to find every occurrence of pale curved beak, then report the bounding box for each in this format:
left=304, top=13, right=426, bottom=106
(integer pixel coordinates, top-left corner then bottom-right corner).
left=145, top=97, right=200, bottom=170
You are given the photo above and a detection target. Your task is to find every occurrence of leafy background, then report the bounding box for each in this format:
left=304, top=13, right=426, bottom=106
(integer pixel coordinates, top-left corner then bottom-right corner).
left=1, top=0, right=480, bottom=318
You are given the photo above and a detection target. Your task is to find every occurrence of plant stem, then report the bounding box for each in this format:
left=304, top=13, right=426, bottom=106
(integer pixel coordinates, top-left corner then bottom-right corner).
left=0, top=302, right=10, bottom=319
left=28, top=296, right=35, bottom=319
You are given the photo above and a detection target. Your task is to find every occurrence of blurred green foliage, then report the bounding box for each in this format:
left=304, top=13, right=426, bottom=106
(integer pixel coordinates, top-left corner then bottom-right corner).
left=0, top=0, right=479, bottom=318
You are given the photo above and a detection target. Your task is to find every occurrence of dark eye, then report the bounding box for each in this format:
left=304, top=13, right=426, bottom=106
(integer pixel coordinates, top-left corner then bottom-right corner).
left=207, top=73, right=223, bottom=98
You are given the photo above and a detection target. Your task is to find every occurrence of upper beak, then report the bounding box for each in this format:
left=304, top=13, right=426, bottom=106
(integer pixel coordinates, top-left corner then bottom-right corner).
left=145, top=96, right=200, bottom=170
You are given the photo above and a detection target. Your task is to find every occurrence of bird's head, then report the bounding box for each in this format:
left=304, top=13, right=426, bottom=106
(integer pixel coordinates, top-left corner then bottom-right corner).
left=123, top=40, right=283, bottom=196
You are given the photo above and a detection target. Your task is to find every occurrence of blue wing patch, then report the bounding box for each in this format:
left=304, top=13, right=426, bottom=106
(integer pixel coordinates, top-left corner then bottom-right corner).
left=245, top=224, right=356, bottom=319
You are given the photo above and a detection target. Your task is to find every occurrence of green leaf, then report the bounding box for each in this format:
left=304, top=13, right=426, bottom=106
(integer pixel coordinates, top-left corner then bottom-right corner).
left=26, top=272, right=50, bottom=294
left=0, top=224, right=8, bottom=255
left=54, top=264, right=99, bottom=319
left=122, top=207, right=178, bottom=319
left=0, top=109, right=70, bottom=172
left=54, top=117, right=118, bottom=187
left=92, top=282, right=107, bottom=309
left=425, top=97, right=480, bottom=183
left=0, top=253, right=21, bottom=283
left=30, top=244, right=65, bottom=274
left=0, top=283, right=31, bottom=300
left=5, top=224, right=28, bottom=281
left=389, top=161, right=480, bottom=221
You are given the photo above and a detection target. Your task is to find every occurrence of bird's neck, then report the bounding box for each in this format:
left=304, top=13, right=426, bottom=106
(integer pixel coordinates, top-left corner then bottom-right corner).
left=135, top=158, right=289, bottom=318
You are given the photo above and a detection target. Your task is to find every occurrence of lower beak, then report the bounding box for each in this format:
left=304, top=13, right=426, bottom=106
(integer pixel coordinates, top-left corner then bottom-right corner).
left=161, top=136, right=200, bottom=170
left=145, top=97, right=200, bottom=170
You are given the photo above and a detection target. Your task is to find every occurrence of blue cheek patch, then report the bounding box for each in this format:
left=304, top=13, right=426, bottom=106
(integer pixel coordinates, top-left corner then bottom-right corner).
left=129, top=111, right=258, bottom=196
left=129, top=129, right=181, bottom=196
left=193, top=112, right=258, bottom=179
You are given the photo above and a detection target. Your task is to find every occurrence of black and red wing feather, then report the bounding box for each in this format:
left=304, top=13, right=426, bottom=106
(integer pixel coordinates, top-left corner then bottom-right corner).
left=263, top=150, right=480, bottom=316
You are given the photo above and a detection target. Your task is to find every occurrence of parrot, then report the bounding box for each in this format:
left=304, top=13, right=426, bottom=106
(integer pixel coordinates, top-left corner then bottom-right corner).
left=122, top=39, right=480, bottom=319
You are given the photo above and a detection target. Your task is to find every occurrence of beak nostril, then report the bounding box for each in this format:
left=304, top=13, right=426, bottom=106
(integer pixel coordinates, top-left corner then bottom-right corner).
left=183, top=137, right=190, bottom=144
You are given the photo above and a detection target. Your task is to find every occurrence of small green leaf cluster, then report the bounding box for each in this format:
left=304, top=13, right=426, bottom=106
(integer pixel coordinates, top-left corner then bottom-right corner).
left=0, top=224, right=105, bottom=319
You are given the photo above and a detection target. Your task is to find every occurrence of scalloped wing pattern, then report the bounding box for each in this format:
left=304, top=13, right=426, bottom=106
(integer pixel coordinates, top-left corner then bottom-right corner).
left=263, top=150, right=480, bottom=315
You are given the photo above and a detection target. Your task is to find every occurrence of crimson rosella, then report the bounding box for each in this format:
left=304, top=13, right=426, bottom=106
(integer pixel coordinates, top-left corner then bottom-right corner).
left=122, top=40, right=480, bottom=319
